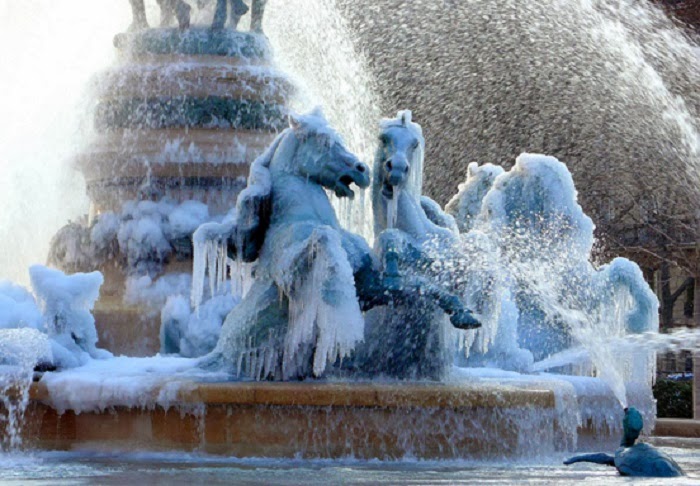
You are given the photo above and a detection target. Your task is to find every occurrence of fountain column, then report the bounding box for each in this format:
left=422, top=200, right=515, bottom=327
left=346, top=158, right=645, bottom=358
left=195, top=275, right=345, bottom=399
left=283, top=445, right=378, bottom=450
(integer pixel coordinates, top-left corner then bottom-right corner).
left=50, top=27, right=292, bottom=355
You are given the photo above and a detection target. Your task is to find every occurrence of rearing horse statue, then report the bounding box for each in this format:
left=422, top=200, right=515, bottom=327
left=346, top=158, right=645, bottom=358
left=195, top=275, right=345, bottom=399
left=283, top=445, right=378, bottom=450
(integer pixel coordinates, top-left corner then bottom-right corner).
left=357, top=110, right=481, bottom=380
left=202, top=109, right=379, bottom=380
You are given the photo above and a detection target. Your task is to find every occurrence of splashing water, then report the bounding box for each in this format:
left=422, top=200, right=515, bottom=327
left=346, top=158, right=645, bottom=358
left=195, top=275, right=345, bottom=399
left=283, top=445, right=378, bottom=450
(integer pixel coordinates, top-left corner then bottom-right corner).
left=0, top=328, right=52, bottom=452
left=336, top=0, right=700, bottom=225
left=265, top=0, right=381, bottom=243
left=0, top=1, right=130, bottom=286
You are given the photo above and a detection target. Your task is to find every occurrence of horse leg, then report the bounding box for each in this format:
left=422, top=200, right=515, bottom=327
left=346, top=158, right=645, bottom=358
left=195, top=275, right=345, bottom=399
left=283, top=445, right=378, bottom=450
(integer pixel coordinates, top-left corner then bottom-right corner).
left=211, top=0, right=227, bottom=29
left=250, top=0, right=266, bottom=32
left=174, top=0, right=192, bottom=29
left=128, top=0, right=149, bottom=30
left=206, top=280, right=288, bottom=379
left=156, top=0, right=175, bottom=27
left=230, top=0, right=249, bottom=30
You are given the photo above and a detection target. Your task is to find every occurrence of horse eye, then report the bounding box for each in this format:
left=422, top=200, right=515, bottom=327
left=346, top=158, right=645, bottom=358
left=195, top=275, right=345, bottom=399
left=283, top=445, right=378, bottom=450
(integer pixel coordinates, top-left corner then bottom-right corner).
left=412, top=141, right=420, bottom=150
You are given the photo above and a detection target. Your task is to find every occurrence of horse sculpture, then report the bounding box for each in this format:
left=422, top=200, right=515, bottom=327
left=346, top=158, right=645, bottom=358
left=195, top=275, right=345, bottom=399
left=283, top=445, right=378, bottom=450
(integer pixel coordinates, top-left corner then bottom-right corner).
left=201, top=109, right=381, bottom=380
left=358, top=110, right=481, bottom=380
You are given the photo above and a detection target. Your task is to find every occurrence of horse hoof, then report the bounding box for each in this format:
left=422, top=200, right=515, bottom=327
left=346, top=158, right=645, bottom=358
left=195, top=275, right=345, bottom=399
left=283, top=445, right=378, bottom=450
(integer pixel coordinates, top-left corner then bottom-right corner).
left=450, top=310, right=481, bottom=330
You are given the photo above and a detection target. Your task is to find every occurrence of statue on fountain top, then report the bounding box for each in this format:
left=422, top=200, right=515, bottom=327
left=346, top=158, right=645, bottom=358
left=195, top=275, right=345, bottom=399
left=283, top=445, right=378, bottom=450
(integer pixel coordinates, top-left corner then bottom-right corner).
left=128, top=0, right=267, bottom=32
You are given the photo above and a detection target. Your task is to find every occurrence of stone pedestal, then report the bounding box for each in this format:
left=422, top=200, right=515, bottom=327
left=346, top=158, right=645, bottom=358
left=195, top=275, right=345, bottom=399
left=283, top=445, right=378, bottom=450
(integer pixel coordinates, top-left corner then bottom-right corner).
left=52, top=28, right=292, bottom=356
left=12, top=381, right=617, bottom=460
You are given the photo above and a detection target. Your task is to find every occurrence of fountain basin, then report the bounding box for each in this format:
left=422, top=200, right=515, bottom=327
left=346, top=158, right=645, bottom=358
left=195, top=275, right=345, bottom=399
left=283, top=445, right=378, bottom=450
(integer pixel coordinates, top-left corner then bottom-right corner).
left=7, top=377, right=619, bottom=460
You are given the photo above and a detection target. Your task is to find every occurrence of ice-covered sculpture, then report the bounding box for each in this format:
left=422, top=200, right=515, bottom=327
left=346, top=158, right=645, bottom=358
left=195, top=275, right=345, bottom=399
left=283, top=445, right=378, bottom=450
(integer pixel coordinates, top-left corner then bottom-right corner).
left=200, top=109, right=381, bottom=380
left=358, top=111, right=480, bottom=380
left=451, top=154, right=658, bottom=384
left=0, top=266, right=111, bottom=370
left=445, top=162, right=504, bottom=233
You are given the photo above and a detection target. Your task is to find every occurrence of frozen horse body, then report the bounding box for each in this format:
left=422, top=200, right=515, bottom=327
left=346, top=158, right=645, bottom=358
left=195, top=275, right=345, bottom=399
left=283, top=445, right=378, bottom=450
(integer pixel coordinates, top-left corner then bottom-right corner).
left=205, top=109, right=375, bottom=380
left=360, top=110, right=479, bottom=380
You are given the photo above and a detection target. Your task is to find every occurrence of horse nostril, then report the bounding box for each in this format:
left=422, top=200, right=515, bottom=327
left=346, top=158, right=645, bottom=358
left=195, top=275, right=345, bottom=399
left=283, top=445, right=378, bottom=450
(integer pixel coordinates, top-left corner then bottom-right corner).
left=404, top=165, right=409, bottom=173
left=356, top=164, right=366, bottom=173
left=387, top=161, right=393, bottom=171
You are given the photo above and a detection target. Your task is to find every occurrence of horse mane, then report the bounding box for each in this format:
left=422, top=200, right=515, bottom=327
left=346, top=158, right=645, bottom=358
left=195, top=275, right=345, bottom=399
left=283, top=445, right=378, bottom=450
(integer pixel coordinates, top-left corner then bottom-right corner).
left=378, top=110, right=425, bottom=200
left=233, top=129, right=289, bottom=262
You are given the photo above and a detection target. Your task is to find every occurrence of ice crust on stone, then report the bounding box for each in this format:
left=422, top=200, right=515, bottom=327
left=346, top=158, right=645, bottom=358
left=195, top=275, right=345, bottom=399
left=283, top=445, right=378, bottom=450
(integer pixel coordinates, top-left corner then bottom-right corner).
left=39, top=356, right=229, bottom=414
left=51, top=198, right=217, bottom=275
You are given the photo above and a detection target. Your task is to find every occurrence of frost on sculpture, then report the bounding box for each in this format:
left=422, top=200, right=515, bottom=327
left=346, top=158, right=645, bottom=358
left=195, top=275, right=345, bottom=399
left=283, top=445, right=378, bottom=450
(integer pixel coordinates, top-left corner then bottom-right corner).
left=0, top=266, right=110, bottom=370
left=201, top=109, right=376, bottom=380
left=448, top=154, right=658, bottom=383
left=445, top=162, right=504, bottom=233
left=359, top=110, right=480, bottom=380
left=49, top=199, right=216, bottom=276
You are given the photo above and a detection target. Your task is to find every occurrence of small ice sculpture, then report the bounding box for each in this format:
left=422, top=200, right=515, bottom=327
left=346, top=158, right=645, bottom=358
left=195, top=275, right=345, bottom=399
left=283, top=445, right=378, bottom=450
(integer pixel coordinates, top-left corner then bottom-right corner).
left=0, top=266, right=110, bottom=370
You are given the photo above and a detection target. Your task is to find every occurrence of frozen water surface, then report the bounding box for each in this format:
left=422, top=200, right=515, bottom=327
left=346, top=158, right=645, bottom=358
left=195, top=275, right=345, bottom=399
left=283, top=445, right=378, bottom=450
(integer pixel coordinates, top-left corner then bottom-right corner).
left=0, top=439, right=698, bottom=485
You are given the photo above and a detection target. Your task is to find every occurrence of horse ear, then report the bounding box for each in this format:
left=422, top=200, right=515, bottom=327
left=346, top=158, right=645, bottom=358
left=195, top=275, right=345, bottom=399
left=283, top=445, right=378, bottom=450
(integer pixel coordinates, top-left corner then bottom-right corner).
left=399, top=110, right=412, bottom=127
left=310, top=106, right=325, bottom=118
left=289, top=113, right=302, bottom=131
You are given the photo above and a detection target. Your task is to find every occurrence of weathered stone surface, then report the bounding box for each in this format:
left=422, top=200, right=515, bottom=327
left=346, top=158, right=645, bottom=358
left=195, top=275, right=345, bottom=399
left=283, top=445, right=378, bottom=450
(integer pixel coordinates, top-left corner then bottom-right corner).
left=14, top=381, right=573, bottom=459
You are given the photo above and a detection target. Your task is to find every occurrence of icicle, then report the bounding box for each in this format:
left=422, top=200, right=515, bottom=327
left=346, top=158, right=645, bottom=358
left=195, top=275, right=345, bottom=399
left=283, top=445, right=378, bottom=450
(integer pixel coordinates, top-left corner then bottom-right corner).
left=386, top=187, right=400, bottom=229
left=191, top=220, right=236, bottom=310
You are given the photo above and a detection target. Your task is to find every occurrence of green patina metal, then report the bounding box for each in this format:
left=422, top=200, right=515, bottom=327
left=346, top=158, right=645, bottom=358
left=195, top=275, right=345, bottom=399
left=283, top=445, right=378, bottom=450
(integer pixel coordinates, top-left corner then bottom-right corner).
left=95, top=97, right=287, bottom=131
left=113, top=28, right=270, bottom=59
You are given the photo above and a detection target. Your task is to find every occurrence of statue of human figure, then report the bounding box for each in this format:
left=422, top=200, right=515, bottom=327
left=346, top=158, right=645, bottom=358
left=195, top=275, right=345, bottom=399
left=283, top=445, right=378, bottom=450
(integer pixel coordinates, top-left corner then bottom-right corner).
left=129, top=0, right=267, bottom=32
left=212, top=0, right=267, bottom=32
left=128, top=0, right=191, bottom=30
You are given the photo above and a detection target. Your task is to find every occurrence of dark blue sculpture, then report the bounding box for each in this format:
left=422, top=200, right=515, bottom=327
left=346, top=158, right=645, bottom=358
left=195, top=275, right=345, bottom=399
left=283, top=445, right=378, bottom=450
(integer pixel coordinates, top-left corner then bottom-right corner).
left=564, top=407, right=684, bottom=477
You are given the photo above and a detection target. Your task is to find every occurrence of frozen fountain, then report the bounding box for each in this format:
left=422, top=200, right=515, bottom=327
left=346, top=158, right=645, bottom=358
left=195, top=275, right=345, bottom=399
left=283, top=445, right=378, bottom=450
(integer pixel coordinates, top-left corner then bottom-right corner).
left=0, top=0, right=697, bottom=467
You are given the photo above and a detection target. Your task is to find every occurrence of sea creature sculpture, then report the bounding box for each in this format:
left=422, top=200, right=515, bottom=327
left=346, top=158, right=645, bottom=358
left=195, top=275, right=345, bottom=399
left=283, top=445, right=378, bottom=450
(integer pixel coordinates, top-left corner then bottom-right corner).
left=564, top=407, right=684, bottom=477
left=359, top=110, right=480, bottom=380
left=201, top=109, right=380, bottom=380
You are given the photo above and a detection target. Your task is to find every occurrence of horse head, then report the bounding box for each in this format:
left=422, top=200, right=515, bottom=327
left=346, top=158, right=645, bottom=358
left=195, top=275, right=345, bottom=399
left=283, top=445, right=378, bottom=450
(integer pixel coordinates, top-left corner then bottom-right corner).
left=374, top=110, right=425, bottom=201
left=281, top=108, right=370, bottom=199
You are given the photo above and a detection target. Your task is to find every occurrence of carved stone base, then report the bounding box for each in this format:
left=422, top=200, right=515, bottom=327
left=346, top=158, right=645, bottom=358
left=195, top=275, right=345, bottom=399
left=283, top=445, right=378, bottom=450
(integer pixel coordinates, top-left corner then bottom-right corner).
left=11, top=381, right=618, bottom=460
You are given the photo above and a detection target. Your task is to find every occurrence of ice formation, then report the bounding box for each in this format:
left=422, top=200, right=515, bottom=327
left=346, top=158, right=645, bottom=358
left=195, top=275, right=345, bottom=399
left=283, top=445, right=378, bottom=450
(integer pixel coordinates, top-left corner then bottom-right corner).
left=361, top=110, right=476, bottom=380
left=207, top=110, right=371, bottom=380
left=50, top=199, right=217, bottom=275
left=438, top=154, right=659, bottom=406
left=29, top=265, right=111, bottom=369
left=0, top=266, right=110, bottom=371
left=445, top=162, right=504, bottom=233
